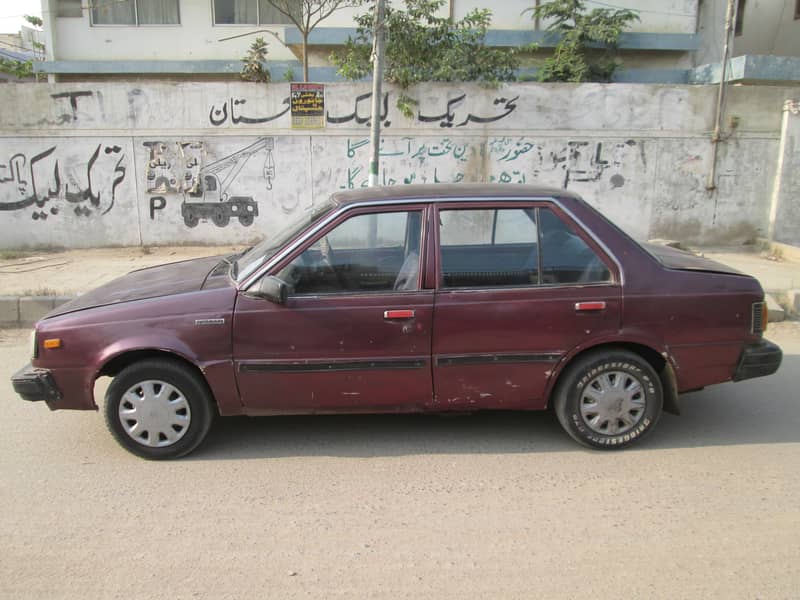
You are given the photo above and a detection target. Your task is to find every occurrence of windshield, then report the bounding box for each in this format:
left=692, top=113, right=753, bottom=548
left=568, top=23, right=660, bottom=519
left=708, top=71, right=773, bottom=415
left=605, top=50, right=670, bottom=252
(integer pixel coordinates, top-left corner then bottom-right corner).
left=235, top=198, right=336, bottom=281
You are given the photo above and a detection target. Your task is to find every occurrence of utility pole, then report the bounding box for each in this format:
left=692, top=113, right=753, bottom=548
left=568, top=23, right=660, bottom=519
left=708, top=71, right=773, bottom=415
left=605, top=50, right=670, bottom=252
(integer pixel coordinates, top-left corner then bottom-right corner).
left=707, top=0, right=736, bottom=192
left=368, top=0, right=386, bottom=187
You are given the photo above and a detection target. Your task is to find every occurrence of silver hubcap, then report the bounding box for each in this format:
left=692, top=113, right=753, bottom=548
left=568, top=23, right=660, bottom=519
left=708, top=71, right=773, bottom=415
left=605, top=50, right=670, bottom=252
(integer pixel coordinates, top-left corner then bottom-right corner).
left=579, top=371, right=646, bottom=435
left=118, top=380, right=191, bottom=447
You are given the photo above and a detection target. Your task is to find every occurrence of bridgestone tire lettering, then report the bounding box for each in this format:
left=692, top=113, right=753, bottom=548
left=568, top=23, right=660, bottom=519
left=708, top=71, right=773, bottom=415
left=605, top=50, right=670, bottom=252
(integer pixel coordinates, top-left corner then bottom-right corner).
left=553, top=350, right=663, bottom=450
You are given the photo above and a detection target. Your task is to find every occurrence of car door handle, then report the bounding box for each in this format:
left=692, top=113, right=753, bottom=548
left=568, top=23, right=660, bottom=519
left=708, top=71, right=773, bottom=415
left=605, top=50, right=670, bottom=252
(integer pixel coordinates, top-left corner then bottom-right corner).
left=384, top=309, right=415, bottom=320
left=575, top=301, right=606, bottom=312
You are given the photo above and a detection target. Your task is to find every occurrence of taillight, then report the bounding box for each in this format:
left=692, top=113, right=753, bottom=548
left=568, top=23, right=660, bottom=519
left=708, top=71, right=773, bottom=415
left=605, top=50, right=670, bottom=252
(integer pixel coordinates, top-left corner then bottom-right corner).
left=752, top=302, right=766, bottom=335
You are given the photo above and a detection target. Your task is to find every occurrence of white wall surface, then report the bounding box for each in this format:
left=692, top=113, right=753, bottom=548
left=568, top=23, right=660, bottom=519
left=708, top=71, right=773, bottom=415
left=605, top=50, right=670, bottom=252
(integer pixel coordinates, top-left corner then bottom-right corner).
left=697, top=0, right=800, bottom=65
left=0, top=81, right=796, bottom=248
left=454, top=0, right=698, bottom=33
left=51, top=0, right=298, bottom=62
left=47, top=0, right=700, bottom=64
left=734, top=0, right=800, bottom=58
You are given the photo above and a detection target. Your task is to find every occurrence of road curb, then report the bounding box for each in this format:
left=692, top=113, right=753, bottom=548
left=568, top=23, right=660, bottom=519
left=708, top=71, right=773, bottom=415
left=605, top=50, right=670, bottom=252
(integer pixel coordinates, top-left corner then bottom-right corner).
left=0, top=295, right=75, bottom=328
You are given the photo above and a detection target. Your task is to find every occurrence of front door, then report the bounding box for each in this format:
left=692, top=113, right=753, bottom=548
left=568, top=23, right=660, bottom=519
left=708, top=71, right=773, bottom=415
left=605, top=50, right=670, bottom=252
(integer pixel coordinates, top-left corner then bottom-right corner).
left=431, top=203, right=622, bottom=410
left=233, top=206, right=433, bottom=414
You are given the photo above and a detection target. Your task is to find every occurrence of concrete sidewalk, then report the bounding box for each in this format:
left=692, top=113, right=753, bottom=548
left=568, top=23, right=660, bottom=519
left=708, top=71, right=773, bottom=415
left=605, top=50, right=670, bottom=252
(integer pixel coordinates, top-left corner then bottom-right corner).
left=1, top=243, right=799, bottom=327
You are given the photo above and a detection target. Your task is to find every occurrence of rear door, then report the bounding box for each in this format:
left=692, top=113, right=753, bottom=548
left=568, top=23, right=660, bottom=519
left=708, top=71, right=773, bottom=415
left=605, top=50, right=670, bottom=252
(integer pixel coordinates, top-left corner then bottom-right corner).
left=431, top=202, right=622, bottom=410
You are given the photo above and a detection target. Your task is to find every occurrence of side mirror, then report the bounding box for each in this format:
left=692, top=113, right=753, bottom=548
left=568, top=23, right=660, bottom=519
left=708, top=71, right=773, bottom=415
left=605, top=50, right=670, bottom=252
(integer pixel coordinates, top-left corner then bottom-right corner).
left=251, top=275, right=289, bottom=305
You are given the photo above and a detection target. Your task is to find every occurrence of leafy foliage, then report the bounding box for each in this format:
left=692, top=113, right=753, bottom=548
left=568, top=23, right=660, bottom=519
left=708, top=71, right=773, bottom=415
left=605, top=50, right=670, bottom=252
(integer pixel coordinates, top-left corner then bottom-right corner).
left=0, top=58, right=34, bottom=79
left=241, top=37, right=271, bottom=83
left=24, top=15, right=43, bottom=28
left=262, top=0, right=363, bottom=81
left=526, top=0, right=639, bottom=82
left=332, top=0, right=518, bottom=113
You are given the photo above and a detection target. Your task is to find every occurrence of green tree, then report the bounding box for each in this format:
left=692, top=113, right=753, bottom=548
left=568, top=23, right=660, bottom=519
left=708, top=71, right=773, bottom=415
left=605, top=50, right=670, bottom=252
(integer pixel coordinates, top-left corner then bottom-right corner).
left=241, top=37, right=272, bottom=82
left=24, top=14, right=43, bottom=28
left=526, top=0, right=638, bottom=82
left=0, top=58, right=34, bottom=79
left=262, top=0, right=363, bottom=82
left=0, top=14, right=45, bottom=81
left=332, top=0, right=518, bottom=115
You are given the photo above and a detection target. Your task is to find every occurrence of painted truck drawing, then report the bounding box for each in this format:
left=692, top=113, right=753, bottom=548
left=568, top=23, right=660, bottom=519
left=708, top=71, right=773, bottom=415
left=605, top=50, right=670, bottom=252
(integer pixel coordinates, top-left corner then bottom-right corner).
left=182, top=138, right=275, bottom=228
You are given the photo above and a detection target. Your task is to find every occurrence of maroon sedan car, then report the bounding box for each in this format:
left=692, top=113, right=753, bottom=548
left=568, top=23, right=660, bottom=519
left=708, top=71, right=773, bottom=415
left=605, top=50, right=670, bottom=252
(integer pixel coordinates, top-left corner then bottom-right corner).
left=12, top=184, right=782, bottom=458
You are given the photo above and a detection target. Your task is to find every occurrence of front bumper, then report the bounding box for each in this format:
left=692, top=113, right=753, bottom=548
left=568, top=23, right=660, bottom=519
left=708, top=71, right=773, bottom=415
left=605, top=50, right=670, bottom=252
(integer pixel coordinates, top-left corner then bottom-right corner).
left=733, top=339, right=782, bottom=382
left=11, top=364, right=62, bottom=403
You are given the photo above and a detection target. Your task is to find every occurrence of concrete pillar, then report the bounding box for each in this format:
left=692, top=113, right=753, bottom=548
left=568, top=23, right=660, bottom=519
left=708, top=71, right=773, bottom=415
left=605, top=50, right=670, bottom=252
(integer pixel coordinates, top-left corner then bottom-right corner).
left=768, top=99, right=800, bottom=245
left=43, top=0, right=58, bottom=83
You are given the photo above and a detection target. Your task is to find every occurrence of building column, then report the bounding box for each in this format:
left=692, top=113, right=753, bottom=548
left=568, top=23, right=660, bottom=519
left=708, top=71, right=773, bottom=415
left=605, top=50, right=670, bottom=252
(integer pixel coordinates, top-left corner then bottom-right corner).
left=768, top=99, right=800, bottom=245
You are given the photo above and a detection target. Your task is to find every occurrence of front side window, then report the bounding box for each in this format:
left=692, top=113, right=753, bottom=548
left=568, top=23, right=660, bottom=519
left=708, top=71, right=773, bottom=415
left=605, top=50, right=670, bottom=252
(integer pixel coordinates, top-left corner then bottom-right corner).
left=438, top=206, right=611, bottom=289
left=277, top=211, right=423, bottom=295
left=213, top=0, right=294, bottom=24
left=92, top=0, right=179, bottom=25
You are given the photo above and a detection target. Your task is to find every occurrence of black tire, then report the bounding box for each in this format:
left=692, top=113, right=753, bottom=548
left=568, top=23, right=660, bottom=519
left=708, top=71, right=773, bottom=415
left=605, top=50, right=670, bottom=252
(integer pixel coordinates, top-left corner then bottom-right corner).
left=183, top=212, right=199, bottom=228
left=238, top=214, right=254, bottom=227
left=212, top=207, right=230, bottom=227
left=104, top=359, right=215, bottom=459
left=553, top=349, right=662, bottom=449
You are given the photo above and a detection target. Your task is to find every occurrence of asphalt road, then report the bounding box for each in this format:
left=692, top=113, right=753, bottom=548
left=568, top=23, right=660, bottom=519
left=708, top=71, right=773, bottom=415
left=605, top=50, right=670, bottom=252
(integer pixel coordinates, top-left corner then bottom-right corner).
left=2, top=323, right=799, bottom=599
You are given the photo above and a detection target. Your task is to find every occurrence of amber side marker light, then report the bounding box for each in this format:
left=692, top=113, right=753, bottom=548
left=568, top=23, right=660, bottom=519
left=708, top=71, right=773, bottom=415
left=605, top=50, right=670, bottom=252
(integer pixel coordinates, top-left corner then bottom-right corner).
left=43, top=338, right=62, bottom=349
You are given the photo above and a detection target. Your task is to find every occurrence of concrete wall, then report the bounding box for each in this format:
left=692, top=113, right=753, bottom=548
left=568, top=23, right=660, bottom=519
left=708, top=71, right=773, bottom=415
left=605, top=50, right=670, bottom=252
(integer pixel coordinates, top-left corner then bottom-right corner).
left=0, top=81, right=797, bottom=249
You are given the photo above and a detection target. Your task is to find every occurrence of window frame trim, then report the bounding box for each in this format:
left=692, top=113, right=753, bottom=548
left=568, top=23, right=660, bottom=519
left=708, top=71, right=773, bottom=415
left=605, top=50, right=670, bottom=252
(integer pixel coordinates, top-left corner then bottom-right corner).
left=240, top=195, right=625, bottom=293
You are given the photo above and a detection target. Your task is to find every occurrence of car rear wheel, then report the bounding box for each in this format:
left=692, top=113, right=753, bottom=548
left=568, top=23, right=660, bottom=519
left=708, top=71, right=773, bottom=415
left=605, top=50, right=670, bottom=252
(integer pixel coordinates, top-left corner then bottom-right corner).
left=104, top=359, right=215, bottom=459
left=553, top=349, right=662, bottom=449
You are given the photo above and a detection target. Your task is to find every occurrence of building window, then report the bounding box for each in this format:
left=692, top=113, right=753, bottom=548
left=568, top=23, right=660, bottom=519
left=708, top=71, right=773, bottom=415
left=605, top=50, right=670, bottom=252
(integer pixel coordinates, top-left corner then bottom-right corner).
left=91, top=0, right=180, bottom=26
left=56, top=0, right=82, bottom=17
left=735, top=0, right=745, bottom=35
left=213, top=0, right=294, bottom=25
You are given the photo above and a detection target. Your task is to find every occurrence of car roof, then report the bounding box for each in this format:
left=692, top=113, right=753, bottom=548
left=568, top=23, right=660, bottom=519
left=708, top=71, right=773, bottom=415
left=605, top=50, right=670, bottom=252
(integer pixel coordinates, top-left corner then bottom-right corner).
left=329, top=183, right=581, bottom=207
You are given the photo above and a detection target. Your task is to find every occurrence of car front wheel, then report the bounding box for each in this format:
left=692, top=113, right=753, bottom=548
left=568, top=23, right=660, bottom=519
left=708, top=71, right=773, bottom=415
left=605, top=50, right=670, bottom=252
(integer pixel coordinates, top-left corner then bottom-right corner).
left=553, top=350, right=662, bottom=449
left=104, top=359, right=215, bottom=459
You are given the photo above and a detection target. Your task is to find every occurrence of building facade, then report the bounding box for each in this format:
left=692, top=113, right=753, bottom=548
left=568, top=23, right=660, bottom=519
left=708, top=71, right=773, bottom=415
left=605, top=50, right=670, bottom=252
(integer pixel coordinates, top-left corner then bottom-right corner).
left=40, top=0, right=710, bottom=82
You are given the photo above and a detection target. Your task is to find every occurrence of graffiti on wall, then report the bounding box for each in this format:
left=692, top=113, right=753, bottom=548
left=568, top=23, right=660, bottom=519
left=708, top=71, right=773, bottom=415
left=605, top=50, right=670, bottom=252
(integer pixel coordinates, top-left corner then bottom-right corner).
left=209, top=98, right=291, bottom=127
left=0, top=143, right=127, bottom=221
left=487, top=137, right=640, bottom=189
left=336, top=136, right=641, bottom=191
left=144, top=141, right=204, bottom=194
left=145, top=137, right=276, bottom=228
left=208, top=91, right=518, bottom=129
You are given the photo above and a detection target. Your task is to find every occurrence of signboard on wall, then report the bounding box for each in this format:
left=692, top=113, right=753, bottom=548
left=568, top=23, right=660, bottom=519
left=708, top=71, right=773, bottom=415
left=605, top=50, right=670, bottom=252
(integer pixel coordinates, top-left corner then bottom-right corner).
left=291, top=83, right=325, bottom=129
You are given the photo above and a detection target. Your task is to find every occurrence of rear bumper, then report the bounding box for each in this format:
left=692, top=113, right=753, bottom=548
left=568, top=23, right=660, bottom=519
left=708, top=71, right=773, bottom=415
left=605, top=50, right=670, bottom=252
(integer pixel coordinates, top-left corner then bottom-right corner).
left=733, top=339, right=782, bottom=382
left=11, top=364, right=62, bottom=403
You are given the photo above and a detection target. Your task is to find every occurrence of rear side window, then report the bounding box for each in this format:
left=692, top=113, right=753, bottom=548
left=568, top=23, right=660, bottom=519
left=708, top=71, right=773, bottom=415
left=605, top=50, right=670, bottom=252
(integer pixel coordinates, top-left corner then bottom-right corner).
left=438, top=206, right=611, bottom=288
left=539, top=208, right=610, bottom=284
left=439, top=208, right=539, bottom=288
